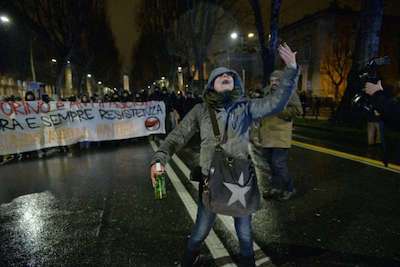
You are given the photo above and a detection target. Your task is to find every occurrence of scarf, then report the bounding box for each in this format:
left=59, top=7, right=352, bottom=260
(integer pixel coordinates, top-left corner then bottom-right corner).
left=203, top=87, right=241, bottom=109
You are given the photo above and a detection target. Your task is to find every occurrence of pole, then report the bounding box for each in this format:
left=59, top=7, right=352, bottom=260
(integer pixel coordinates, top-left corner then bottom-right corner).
left=30, top=37, right=36, bottom=82
left=242, top=68, right=246, bottom=93
left=228, top=49, right=231, bottom=68
left=240, top=36, right=245, bottom=92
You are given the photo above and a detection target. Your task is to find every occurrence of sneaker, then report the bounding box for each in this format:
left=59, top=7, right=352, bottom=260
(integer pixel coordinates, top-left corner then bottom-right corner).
left=262, top=188, right=283, bottom=200
left=279, top=189, right=297, bottom=201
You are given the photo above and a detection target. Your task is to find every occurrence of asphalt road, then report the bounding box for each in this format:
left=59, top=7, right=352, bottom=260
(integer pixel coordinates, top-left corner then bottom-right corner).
left=0, top=140, right=211, bottom=267
left=1, top=137, right=400, bottom=267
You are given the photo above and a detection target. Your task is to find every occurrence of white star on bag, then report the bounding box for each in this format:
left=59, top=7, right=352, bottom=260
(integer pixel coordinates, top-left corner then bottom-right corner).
left=223, top=172, right=251, bottom=207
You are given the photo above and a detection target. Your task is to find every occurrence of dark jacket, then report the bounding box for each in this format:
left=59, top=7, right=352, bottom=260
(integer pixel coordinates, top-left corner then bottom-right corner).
left=371, top=91, right=400, bottom=130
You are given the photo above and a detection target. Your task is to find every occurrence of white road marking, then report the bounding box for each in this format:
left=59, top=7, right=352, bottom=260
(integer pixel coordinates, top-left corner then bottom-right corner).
left=152, top=142, right=274, bottom=267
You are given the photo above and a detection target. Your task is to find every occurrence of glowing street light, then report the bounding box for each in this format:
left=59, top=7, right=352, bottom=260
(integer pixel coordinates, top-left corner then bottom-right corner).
left=97, top=81, right=102, bottom=85
left=161, top=77, right=165, bottom=80
left=247, top=32, right=255, bottom=39
left=51, top=58, right=57, bottom=63
left=67, top=60, right=71, bottom=64
left=87, top=74, right=92, bottom=78
left=177, top=66, right=182, bottom=72
left=230, top=32, right=238, bottom=40
left=0, top=16, right=10, bottom=24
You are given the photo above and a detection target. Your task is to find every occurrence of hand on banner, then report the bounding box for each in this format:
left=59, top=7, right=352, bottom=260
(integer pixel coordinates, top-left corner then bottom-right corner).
left=150, top=162, right=165, bottom=187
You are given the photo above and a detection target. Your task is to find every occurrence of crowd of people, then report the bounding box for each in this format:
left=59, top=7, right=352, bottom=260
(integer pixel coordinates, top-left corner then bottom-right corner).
left=0, top=86, right=203, bottom=165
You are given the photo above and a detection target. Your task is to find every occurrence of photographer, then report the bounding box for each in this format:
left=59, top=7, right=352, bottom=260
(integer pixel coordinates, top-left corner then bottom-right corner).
left=364, top=81, right=400, bottom=131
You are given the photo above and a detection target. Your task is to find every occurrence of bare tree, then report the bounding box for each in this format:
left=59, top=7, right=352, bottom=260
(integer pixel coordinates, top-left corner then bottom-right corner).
left=166, top=15, right=194, bottom=71
left=166, top=0, right=237, bottom=93
left=322, top=32, right=352, bottom=102
left=131, top=0, right=186, bottom=88
left=4, top=0, right=121, bottom=94
left=185, top=1, right=223, bottom=91
left=249, top=0, right=282, bottom=87
left=132, top=0, right=237, bottom=90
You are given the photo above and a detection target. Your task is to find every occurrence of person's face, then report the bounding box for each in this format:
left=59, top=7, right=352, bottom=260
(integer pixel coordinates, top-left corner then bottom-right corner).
left=270, top=76, right=281, bottom=91
left=213, top=73, right=234, bottom=93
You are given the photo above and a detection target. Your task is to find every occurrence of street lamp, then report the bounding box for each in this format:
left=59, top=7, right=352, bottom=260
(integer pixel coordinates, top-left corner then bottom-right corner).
left=230, top=32, right=238, bottom=40
left=161, top=76, right=165, bottom=80
left=67, top=60, right=71, bottom=64
left=87, top=74, right=92, bottom=78
left=177, top=67, right=184, bottom=92
left=0, top=16, right=10, bottom=24
left=229, top=31, right=255, bottom=91
left=51, top=58, right=57, bottom=63
left=97, top=81, right=102, bottom=85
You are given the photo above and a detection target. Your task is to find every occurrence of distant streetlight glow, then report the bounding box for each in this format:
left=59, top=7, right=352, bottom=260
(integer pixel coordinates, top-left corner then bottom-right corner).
left=161, top=77, right=165, bottom=80
left=248, top=32, right=255, bottom=39
left=230, top=32, right=238, bottom=40
left=177, top=66, right=182, bottom=72
left=51, top=58, right=57, bottom=63
left=97, top=81, right=102, bottom=85
left=67, top=60, right=71, bottom=64
left=87, top=74, right=92, bottom=78
left=0, top=16, right=10, bottom=24
left=148, top=86, right=151, bottom=89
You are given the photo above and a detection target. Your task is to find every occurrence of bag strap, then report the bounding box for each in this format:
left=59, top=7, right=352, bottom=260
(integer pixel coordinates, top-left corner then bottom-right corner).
left=207, top=104, right=221, bottom=141
left=207, top=105, right=230, bottom=145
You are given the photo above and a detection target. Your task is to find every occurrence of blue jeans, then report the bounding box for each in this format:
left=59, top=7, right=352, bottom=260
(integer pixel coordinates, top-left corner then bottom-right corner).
left=250, top=146, right=293, bottom=192
left=269, top=148, right=293, bottom=191
left=187, top=202, right=254, bottom=257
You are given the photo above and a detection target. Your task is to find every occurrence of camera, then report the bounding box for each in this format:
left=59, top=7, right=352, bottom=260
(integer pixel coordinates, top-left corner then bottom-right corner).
left=352, top=56, right=390, bottom=114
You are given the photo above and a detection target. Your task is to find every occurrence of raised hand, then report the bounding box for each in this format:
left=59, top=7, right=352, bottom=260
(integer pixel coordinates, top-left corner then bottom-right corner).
left=364, top=80, right=383, bottom=96
left=278, top=43, right=297, bottom=67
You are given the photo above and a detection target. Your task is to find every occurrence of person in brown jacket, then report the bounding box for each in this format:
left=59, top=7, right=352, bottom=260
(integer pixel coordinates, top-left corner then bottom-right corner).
left=250, top=70, right=302, bottom=200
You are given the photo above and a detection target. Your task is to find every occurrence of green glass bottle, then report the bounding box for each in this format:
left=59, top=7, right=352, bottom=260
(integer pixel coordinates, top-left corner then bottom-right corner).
left=154, top=162, right=167, bottom=199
